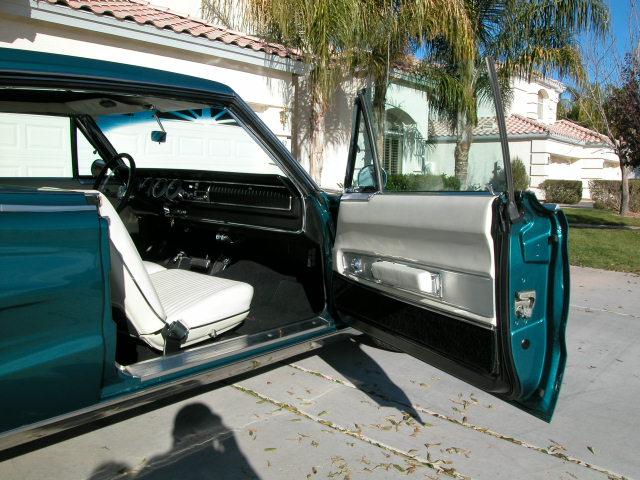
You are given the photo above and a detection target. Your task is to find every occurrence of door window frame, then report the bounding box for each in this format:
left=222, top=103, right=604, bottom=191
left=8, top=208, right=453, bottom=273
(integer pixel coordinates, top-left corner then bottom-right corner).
left=345, top=59, right=520, bottom=214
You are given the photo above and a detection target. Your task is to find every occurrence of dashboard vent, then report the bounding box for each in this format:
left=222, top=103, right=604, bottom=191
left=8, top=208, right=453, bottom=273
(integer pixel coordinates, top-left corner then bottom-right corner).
left=209, top=183, right=292, bottom=211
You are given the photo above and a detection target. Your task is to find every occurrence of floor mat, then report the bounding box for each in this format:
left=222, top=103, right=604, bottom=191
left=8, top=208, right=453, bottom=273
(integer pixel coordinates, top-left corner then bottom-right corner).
left=216, top=260, right=318, bottom=337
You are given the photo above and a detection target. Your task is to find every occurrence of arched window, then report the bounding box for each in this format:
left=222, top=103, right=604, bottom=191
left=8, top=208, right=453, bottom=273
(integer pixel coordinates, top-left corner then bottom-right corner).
left=384, top=107, right=423, bottom=174
left=537, top=89, right=549, bottom=120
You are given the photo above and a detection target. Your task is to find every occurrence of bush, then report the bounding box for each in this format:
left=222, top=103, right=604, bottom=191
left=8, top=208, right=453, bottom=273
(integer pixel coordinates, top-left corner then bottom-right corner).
left=511, top=157, right=530, bottom=191
left=589, top=179, right=640, bottom=212
left=386, top=173, right=461, bottom=192
left=540, top=179, right=583, bottom=204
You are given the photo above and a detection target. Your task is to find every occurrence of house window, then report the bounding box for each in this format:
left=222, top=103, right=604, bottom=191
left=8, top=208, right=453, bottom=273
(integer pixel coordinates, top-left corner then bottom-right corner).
left=383, top=133, right=401, bottom=174
left=537, top=89, right=549, bottom=120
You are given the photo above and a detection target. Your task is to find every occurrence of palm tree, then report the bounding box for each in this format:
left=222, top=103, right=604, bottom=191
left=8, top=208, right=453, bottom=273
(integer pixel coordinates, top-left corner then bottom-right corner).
left=203, top=0, right=361, bottom=182
left=421, top=0, right=610, bottom=185
left=352, top=0, right=473, bottom=161
left=202, top=0, right=473, bottom=184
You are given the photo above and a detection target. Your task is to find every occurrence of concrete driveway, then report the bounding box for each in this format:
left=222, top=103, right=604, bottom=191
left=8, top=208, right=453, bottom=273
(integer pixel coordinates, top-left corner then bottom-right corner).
left=1, top=266, right=638, bottom=479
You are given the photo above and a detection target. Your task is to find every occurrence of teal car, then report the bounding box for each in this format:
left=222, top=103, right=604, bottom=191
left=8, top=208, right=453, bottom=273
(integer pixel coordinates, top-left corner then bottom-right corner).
left=0, top=48, right=569, bottom=451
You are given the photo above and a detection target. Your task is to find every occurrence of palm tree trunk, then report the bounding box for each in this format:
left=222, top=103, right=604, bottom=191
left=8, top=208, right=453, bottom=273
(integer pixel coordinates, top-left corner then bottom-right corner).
left=454, top=114, right=472, bottom=186
left=620, top=162, right=631, bottom=215
left=308, top=86, right=326, bottom=184
left=372, top=82, right=387, bottom=170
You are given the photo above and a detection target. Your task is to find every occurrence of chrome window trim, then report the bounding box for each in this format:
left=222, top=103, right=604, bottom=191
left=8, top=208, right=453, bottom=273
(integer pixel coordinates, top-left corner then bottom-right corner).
left=0, top=204, right=97, bottom=213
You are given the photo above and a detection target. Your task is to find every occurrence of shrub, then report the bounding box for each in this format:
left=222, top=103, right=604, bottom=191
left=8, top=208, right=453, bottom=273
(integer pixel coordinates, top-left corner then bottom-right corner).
left=511, top=157, right=530, bottom=191
left=385, top=173, right=461, bottom=192
left=539, top=179, right=583, bottom=204
left=589, top=179, right=640, bottom=212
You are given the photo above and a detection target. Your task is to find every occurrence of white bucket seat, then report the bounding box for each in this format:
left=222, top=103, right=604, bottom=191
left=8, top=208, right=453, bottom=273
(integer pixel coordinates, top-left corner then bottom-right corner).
left=97, top=192, right=253, bottom=352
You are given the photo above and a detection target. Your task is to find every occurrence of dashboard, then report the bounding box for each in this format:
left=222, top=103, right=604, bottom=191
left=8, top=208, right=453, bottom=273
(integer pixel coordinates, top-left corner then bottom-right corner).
left=131, top=169, right=304, bottom=232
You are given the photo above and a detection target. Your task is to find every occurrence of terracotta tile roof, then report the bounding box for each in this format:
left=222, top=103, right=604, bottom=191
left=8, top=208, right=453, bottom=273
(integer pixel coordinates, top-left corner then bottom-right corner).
left=430, top=113, right=610, bottom=145
left=45, top=0, right=299, bottom=60
left=549, top=119, right=610, bottom=144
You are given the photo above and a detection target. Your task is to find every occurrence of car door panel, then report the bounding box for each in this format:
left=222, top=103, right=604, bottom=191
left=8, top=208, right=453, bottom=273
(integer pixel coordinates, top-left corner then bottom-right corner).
left=333, top=193, right=497, bottom=325
left=0, top=189, right=114, bottom=432
left=333, top=61, right=569, bottom=421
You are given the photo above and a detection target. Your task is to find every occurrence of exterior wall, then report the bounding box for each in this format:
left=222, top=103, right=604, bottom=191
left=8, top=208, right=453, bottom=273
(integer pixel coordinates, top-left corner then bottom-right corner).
left=507, top=77, right=563, bottom=124
left=509, top=137, right=620, bottom=199
left=0, top=12, right=295, bottom=146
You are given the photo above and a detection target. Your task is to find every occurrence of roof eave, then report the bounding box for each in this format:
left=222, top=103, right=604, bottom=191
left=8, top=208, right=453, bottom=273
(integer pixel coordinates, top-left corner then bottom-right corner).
left=2, top=0, right=306, bottom=75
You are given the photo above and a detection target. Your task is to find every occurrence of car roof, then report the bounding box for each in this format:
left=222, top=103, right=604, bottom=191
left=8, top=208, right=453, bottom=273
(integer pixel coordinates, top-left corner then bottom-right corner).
left=0, top=48, right=236, bottom=97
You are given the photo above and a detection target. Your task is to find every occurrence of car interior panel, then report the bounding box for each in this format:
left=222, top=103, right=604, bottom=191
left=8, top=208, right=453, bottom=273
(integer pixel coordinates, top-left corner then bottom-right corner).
left=0, top=86, right=327, bottom=367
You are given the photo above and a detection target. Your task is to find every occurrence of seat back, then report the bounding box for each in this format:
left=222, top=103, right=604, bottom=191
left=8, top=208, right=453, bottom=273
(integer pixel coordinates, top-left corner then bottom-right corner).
left=96, top=193, right=167, bottom=335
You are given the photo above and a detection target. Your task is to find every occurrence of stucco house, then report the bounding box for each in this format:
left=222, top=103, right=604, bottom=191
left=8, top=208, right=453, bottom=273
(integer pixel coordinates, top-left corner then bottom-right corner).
left=0, top=0, right=622, bottom=198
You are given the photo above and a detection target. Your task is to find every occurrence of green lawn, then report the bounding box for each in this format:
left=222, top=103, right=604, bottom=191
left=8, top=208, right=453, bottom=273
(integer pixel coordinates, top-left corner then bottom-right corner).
left=568, top=228, right=640, bottom=274
left=562, top=207, right=640, bottom=227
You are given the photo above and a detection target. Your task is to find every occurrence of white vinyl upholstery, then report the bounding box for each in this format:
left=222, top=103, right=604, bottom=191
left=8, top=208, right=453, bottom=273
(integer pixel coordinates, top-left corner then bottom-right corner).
left=143, top=261, right=166, bottom=275
left=96, top=192, right=253, bottom=351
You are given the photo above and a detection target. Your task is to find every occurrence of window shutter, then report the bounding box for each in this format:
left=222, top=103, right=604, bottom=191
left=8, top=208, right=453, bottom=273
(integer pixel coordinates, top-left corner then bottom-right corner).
left=383, top=135, right=401, bottom=174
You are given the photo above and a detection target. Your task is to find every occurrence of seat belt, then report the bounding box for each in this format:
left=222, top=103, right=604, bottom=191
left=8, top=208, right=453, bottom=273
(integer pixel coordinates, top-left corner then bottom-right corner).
left=162, top=321, right=189, bottom=355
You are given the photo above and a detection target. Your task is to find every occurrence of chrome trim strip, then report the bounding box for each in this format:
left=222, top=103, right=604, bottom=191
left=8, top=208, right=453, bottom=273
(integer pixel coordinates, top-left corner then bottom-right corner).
left=0, top=204, right=97, bottom=213
left=342, top=273, right=496, bottom=330
left=0, top=326, right=355, bottom=452
left=125, top=317, right=331, bottom=380
left=209, top=196, right=292, bottom=212
left=177, top=215, right=304, bottom=234
left=339, top=250, right=496, bottom=326
left=340, top=192, right=379, bottom=202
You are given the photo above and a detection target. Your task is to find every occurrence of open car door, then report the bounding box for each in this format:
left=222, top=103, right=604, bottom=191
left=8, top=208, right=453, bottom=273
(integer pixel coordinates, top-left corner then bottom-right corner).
left=332, top=59, right=569, bottom=421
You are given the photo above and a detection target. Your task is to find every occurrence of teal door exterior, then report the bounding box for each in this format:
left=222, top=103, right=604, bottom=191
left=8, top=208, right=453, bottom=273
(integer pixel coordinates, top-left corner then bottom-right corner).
left=0, top=189, right=114, bottom=431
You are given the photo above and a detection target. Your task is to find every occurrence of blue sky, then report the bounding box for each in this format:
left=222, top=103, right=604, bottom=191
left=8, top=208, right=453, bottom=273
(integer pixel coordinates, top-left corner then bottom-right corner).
left=603, top=0, right=635, bottom=57
left=588, top=0, right=631, bottom=61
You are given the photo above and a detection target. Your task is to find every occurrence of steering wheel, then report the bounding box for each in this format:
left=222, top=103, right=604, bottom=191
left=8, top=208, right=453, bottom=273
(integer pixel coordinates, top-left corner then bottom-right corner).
left=93, top=153, right=137, bottom=212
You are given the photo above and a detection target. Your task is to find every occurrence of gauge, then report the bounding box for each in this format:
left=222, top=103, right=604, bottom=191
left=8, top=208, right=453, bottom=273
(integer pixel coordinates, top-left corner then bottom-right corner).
left=138, top=177, right=152, bottom=193
left=165, top=179, right=183, bottom=201
left=151, top=179, right=167, bottom=198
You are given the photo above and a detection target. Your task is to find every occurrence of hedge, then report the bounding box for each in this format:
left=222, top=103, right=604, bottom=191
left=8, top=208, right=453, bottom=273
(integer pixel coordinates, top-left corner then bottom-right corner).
left=539, top=179, right=583, bottom=204
left=511, top=157, right=530, bottom=191
left=589, top=179, right=640, bottom=212
left=386, top=173, right=461, bottom=192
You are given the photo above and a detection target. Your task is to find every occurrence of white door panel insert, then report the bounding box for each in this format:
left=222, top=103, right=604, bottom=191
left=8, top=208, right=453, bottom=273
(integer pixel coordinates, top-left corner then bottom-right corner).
left=333, top=194, right=497, bottom=327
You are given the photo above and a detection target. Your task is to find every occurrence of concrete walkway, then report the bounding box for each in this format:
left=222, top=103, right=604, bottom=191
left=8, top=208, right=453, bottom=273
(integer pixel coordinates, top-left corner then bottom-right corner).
left=1, top=267, right=638, bottom=479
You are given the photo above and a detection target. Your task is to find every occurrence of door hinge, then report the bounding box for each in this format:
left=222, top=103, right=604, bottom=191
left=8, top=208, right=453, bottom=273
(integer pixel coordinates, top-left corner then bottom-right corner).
left=515, top=290, right=536, bottom=319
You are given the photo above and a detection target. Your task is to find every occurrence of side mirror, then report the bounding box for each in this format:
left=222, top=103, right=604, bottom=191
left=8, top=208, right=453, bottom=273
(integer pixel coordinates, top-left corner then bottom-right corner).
left=90, top=159, right=106, bottom=177
left=151, top=130, right=167, bottom=143
left=356, top=164, right=387, bottom=191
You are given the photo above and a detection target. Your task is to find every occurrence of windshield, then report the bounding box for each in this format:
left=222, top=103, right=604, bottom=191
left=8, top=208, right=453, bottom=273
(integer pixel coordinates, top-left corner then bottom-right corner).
left=95, top=106, right=284, bottom=175
left=356, top=61, right=509, bottom=193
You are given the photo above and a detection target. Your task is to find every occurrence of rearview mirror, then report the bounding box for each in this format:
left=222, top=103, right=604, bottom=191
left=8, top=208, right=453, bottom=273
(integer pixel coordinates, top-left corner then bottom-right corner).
left=151, top=130, right=167, bottom=143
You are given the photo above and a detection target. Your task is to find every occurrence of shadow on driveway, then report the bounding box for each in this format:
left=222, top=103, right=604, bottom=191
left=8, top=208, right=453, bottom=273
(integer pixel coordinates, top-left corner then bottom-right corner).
left=87, top=403, right=258, bottom=480
left=316, top=336, right=424, bottom=423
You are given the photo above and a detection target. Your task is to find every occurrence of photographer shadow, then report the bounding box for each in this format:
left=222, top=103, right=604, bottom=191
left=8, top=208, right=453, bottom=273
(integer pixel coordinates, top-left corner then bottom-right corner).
left=88, top=403, right=258, bottom=480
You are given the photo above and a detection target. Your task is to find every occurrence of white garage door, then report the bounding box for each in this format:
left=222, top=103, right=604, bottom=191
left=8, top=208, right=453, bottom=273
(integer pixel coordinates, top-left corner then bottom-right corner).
left=0, top=113, right=72, bottom=177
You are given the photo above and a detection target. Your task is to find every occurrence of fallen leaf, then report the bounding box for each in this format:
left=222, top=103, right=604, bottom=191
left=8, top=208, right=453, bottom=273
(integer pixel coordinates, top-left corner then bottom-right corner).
left=264, top=447, right=277, bottom=452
